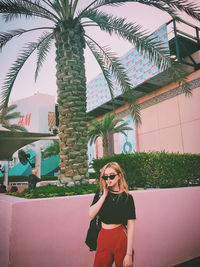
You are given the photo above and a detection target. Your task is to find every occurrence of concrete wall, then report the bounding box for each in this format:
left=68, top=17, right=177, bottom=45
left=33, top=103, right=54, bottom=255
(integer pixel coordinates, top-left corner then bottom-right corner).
left=137, top=71, right=200, bottom=154
left=0, top=187, right=200, bottom=267
left=138, top=88, right=200, bottom=153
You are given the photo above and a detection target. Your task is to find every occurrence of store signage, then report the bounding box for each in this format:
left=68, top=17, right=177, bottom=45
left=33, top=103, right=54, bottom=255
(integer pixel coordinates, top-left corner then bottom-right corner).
left=18, top=113, right=31, bottom=127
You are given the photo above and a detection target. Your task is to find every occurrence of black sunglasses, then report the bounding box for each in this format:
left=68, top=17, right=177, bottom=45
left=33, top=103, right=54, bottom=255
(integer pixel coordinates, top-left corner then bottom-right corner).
left=102, top=174, right=118, bottom=181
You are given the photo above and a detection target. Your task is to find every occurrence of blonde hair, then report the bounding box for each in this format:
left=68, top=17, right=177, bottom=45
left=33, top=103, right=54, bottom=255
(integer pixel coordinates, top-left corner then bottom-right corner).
left=99, top=162, right=129, bottom=194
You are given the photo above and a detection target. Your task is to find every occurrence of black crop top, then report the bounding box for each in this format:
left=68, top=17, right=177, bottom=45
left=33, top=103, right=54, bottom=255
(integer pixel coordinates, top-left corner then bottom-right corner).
left=91, top=191, right=136, bottom=226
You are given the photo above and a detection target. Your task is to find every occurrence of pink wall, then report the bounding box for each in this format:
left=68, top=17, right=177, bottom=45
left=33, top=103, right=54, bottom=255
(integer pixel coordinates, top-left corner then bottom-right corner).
left=137, top=71, right=200, bottom=154
left=0, top=197, right=12, bottom=267
left=0, top=187, right=200, bottom=267
left=0, top=195, right=27, bottom=267
left=113, top=133, right=119, bottom=154
left=96, top=136, right=103, bottom=158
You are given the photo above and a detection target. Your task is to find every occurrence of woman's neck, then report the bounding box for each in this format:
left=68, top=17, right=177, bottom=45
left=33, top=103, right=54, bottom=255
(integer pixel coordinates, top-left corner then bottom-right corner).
left=109, top=184, right=120, bottom=193
left=109, top=189, right=120, bottom=192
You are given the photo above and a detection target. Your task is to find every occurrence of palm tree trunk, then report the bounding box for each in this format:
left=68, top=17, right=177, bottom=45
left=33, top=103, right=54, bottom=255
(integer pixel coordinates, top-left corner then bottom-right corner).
left=103, top=136, right=109, bottom=157
left=54, top=21, right=89, bottom=185
left=3, top=161, right=9, bottom=189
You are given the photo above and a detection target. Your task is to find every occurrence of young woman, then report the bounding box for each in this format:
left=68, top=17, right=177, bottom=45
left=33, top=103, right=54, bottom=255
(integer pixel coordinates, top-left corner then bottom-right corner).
left=89, top=162, right=136, bottom=267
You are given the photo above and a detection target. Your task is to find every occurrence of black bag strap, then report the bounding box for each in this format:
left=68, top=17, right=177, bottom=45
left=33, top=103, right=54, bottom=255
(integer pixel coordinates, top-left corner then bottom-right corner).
left=95, top=190, right=103, bottom=226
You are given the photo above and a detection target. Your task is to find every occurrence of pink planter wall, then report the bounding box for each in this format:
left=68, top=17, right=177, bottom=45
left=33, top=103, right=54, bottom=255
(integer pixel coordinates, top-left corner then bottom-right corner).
left=0, top=187, right=200, bottom=267
left=0, top=197, right=12, bottom=267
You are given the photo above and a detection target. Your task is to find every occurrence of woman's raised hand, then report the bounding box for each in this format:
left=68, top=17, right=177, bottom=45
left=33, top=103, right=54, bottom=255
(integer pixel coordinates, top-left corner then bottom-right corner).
left=102, top=180, right=109, bottom=197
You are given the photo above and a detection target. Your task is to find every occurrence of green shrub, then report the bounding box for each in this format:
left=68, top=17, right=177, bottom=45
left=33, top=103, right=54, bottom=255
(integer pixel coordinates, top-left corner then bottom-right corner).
left=88, top=172, right=98, bottom=180
left=0, top=175, right=59, bottom=183
left=8, top=184, right=99, bottom=199
left=91, top=152, right=200, bottom=188
left=41, top=176, right=59, bottom=181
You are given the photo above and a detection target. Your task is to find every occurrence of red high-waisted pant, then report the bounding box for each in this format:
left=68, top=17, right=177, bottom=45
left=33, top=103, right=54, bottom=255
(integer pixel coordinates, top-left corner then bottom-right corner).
left=93, top=225, right=127, bottom=267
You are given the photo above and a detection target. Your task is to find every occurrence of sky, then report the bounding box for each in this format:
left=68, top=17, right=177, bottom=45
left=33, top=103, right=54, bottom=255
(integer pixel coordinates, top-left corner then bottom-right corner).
left=0, top=0, right=200, bottom=103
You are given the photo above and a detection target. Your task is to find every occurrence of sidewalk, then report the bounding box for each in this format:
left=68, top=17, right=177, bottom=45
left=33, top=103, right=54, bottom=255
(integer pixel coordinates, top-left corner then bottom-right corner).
left=174, top=257, right=200, bottom=267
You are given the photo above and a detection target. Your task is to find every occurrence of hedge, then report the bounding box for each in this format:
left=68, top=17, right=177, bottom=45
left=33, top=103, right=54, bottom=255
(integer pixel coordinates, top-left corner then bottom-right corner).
left=91, top=152, right=200, bottom=188
left=8, top=184, right=99, bottom=199
left=1, top=152, right=200, bottom=189
left=0, top=175, right=58, bottom=183
left=0, top=174, right=99, bottom=183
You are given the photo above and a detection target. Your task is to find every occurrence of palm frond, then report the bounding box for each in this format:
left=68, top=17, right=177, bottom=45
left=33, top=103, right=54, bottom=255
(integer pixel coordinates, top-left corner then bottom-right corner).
left=0, top=27, right=54, bottom=51
left=89, top=133, right=100, bottom=145
left=77, top=0, right=99, bottom=18
left=90, top=0, right=177, bottom=16
left=0, top=32, right=52, bottom=110
left=35, top=32, right=54, bottom=81
left=42, top=140, right=59, bottom=159
left=47, top=0, right=65, bottom=20
left=86, top=34, right=141, bottom=123
left=0, top=29, right=25, bottom=51
left=7, top=123, right=28, bottom=132
left=114, top=124, right=132, bottom=133
left=70, top=0, right=79, bottom=17
left=167, top=58, right=192, bottom=96
left=109, top=117, right=122, bottom=130
left=89, top=36, right=135, bottom=95
left=85, top=37, right=115, bottom=100
left=0, top=104, right=20, bottom=121
left=161, top=0, right=200, bottom=21
left=61, top=0, right=70, bottom=18
left=0, top=104, right=28, bottom=132
left=86, top=35, right=129, bottom=93
left=83, top=9, right=170, bottom=71
left=0, top=0, right=59, bottom=22
left=0, top=43, right=38, bottom=110
left=91, top=0, right=200, bottom=21
left=88, top=120, right=102, bottom=145
left=112, top=120, right=127, bottom=130
left=129, top=97, right=141, bottom=125
left=4, top=111, right=21, bottom=120
left=6, top=103, right=18, bottom=112
left=107, top=115, right=133, bottom=134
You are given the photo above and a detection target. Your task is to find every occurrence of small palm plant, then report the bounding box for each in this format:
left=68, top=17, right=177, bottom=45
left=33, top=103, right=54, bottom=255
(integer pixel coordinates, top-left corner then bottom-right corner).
left=42, top=140, right=59, bottom=159
left=0, top=104, right=27, bottom=132
left=89, top=113, right=132, bottom=157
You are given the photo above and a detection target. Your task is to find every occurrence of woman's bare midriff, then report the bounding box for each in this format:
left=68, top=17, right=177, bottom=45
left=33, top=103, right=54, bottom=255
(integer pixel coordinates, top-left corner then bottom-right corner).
left=101, top=222, right=122, bottom=229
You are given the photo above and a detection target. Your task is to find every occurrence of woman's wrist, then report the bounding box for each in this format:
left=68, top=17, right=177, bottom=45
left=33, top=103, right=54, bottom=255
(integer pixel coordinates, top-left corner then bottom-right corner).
left=126, top=250, right=134, bottom=257
left=100, top=193, right=107, bottom=202
left=126, top=253, right=132, bottom=257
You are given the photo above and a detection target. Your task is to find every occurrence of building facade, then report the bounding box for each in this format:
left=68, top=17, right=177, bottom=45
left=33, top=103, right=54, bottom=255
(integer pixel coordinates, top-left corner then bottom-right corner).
left=87, top=19, right=200, bottom=162
left=11, top=93, right=56, bottom=134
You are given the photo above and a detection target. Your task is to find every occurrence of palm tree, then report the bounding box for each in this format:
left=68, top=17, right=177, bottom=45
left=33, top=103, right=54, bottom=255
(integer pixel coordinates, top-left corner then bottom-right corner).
left=0, top=1, right=199, bottom=184
left=0, top=104, right=27, bottom=132
left=89, top=113, right=133, bottom=157
left=42, top=139, right=59, bottom=159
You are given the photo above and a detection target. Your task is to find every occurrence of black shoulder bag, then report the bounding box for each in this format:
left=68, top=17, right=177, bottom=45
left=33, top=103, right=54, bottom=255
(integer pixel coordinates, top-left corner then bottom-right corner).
left=85, top=191, right=103, bottom=251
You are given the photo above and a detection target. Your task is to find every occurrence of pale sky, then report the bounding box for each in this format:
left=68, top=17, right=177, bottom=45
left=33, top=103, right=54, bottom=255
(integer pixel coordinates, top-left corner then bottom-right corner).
left=0, top=0, right=200, bottom=103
